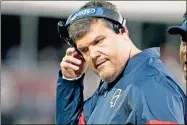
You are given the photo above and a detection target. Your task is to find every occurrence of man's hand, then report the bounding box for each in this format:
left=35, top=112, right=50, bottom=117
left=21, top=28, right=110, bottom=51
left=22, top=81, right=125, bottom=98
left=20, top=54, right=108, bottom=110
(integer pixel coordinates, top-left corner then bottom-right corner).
left=60, top=47, right=87, bottom=79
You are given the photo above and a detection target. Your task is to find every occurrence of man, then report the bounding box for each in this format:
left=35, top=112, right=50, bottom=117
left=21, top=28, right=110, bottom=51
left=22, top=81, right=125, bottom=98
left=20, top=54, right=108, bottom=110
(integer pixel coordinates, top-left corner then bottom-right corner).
left=167, top=11, right=187, bottom=124
left=168, top=12, right=186, bottom=80
left=56, top=1, right=186, bottom=124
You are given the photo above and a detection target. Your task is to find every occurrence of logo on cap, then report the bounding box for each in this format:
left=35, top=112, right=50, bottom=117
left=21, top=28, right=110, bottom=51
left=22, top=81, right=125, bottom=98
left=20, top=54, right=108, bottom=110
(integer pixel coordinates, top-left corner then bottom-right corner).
left=70, top=8, right=96, bottom=21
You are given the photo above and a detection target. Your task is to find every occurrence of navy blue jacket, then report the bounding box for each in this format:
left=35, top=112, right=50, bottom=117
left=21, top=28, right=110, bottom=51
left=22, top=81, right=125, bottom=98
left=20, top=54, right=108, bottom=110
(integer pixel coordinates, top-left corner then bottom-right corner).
left=56, top=48, right=186, bottom=124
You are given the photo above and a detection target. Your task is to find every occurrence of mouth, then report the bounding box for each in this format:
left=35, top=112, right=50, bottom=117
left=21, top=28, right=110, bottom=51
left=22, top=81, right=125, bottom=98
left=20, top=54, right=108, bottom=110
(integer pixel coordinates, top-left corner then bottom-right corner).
left=95, top=59, right=108, bottom=70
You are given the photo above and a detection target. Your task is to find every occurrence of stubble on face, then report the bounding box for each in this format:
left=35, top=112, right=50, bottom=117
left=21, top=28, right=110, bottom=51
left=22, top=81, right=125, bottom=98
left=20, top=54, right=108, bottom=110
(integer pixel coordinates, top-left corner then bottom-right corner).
left=77, top=20, right=128, bottom=83
left=179, top=41, right=187, bottom=80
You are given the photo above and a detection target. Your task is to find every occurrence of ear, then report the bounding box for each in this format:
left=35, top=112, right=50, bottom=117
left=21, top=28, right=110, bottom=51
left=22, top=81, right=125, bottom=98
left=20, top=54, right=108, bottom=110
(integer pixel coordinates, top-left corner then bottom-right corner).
left=119, top=27, right=129, bottom=36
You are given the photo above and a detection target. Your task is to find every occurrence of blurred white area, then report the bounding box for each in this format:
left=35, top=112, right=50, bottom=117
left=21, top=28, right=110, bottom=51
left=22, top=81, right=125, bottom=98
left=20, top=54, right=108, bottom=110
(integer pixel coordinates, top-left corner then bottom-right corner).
left=1, top=1, right=186, bottom=23
left=1, top=65, right=19, bottom=114
left=84, top=68, right=100, bottom=100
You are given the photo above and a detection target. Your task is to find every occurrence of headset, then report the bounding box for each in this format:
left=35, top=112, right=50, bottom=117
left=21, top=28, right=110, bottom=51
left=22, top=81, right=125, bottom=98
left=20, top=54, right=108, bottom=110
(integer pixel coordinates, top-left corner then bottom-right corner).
left=57, top=7, right=128, bottom=86
left=57, top=7, right=126, bottom=53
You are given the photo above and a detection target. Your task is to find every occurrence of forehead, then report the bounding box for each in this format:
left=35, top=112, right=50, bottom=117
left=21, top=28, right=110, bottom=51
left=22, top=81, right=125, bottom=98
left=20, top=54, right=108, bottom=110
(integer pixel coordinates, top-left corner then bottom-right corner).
left=76, top=20, right=111, bottom=47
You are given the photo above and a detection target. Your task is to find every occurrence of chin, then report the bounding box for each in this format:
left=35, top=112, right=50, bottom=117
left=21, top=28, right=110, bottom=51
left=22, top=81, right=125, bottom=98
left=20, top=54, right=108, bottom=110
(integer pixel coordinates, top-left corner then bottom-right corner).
left=101, top=74, right=115, bottom=83
left=99, top=67, right=119, bottom=83
left=96, top=61, right=124, bottom=83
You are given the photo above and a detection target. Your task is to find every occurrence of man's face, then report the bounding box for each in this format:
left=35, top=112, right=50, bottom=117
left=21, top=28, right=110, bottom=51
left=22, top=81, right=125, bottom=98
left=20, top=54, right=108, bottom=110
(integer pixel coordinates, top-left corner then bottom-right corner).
left=76, top=19, right=131, bottom=83
left=179, top=36, right=187, bottom=80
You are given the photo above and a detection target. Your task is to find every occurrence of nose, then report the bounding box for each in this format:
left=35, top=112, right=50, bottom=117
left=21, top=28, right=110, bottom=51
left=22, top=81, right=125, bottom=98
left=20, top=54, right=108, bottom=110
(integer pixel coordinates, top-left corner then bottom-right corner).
left=89, top=45, right=100, bottom=59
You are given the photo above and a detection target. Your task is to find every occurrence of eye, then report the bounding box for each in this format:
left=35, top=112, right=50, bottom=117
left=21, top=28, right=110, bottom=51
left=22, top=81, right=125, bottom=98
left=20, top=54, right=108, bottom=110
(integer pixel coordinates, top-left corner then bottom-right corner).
left=80, top=47, right=88, bottom=53
left=95, top=38, right=104, bottom=45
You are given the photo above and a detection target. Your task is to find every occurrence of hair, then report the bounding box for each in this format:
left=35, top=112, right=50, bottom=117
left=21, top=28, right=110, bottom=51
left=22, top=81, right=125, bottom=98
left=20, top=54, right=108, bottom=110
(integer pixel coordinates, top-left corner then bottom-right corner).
left=67, top=1, right=120, bottom=42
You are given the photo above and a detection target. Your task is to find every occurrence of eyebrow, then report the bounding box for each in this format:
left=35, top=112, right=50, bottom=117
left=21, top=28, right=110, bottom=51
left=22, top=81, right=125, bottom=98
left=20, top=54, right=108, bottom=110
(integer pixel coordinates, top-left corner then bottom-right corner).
left=78, top=35, right=105, bottom=50
left=92, top=35, right=105, bottom=43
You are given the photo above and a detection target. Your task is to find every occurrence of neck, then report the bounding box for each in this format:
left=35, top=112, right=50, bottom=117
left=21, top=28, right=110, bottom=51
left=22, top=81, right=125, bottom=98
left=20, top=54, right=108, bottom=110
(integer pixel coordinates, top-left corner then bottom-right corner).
left=129, top=44, right=142, bottom=59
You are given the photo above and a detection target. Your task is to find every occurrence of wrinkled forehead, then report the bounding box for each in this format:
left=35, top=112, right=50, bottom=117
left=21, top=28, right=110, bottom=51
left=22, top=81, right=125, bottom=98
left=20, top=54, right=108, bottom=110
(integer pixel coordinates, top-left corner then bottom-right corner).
left=77, top=19, right=109, bottom=39
left=76, top=20, right=111, bottom=46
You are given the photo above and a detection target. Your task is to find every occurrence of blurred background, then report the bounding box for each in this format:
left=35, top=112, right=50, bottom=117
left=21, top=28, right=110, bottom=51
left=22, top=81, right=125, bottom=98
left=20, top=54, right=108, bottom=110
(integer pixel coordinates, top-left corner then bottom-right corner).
left=1, top=1, right=186, bottom=124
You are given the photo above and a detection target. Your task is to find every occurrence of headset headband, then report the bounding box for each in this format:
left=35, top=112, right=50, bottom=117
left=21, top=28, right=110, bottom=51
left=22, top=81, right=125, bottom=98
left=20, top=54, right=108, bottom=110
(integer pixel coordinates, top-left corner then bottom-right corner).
left=65, top=7, right=126, bottom=27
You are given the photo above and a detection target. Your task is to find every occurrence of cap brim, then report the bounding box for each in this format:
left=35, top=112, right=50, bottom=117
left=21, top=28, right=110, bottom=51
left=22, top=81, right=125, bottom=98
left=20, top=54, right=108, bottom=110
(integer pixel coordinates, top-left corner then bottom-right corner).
left=168, top=26, right=186, bottom=35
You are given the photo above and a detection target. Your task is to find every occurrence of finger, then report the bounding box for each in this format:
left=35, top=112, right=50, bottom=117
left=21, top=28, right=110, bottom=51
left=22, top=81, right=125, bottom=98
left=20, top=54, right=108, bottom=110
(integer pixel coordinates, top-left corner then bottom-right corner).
left=63, top=56, right=81, bottom=65
left=72, top=51, right=85, bottom=62
left=72, top=50, right=79, bottom=57
left=74, top=54, right=86, bottom=62
left=61, top=68, right=71, bottom=78
left=66, top=47, right=76, bottom=56
left=67, top=69, right=76, bottom=77
left=61, top=61, right=79, bottom=71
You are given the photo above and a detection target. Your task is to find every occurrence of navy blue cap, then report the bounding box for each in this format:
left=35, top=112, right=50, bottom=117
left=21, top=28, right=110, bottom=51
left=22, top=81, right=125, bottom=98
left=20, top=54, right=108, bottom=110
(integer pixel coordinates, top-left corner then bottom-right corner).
left=168, top=20, right=186, bottom=35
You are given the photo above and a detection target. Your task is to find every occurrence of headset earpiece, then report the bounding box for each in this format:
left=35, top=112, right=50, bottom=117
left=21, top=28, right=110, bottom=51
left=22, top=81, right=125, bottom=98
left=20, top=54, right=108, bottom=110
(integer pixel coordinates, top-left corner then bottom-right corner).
left=113, top=23, right=121, bottom=34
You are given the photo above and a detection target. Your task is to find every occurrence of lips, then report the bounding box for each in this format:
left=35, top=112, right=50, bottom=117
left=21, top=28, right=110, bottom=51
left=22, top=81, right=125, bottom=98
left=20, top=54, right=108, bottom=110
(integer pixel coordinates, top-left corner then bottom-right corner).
left=95, top=59, right=108, bottom=69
